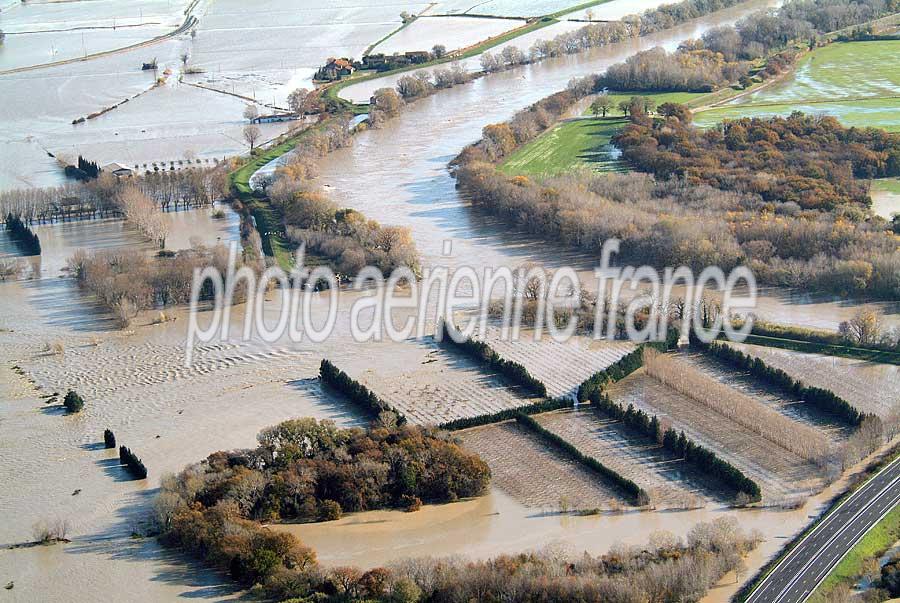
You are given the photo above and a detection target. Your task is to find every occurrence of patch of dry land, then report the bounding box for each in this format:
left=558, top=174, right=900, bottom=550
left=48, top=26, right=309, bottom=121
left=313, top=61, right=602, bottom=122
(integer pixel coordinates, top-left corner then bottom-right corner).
left=727, top=342, right=900, bottom=419
left=333, top=337, right=545, bottom=425
left=535, top=408, right=713, bottom=508
left=479, top=327, right=636, bottom=398
left=456, top=420, right=619, bottom=510
left=606, top=371, right=828, bottom=503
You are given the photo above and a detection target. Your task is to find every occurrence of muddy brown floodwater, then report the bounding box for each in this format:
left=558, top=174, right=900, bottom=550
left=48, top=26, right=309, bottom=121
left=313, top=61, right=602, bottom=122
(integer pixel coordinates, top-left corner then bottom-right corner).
left=322, top=0, right=899, bottom=331
left=1, top=2, right=897, bottom=602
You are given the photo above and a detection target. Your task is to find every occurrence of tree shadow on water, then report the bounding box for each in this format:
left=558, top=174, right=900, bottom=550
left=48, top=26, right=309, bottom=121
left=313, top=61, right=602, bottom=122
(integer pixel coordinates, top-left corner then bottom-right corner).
left=67, top=490, right=248, bottom=600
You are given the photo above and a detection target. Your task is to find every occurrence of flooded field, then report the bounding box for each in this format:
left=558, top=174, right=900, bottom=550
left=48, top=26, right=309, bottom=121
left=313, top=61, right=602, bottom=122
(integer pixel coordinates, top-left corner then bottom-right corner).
left=458, top=420, right=620, bottom=509
left=535, top=408, right=714, bottom=507
left=372, top=16, right=524, bottom=55
left=727, top=342, right=900, bottom=419
left=694, top=40, right=900, bottom=131
left=2, top=0, right=898, bottom=600
left=677, top=350, right=853, bottom=441
left=607, top=371, right=827, bottom=503
left=333, top=336, right=544, bottom=425
left=184, top=0, right=430, bottom=101
left=0, top=0, right=191, bottom=72
left=479, top=327, right=635, bottom=399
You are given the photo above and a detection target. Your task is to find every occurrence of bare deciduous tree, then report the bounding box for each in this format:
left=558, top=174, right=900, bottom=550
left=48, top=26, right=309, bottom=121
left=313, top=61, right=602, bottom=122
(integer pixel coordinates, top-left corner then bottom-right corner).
left=243, top=124, right=261, bottom=150
left=242, top=104, right=259, bottom=122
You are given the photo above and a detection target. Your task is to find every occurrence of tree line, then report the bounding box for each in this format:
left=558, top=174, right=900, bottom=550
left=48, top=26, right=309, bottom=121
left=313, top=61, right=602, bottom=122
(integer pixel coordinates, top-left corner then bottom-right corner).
left=119, top=446, right=147, bottom=480
left=515, top=413, right=649, bottom=506
left=0, top=164, right=229, bottom=225
left=69, top=243, right=241, bottom=328
left=439, top=321, right=548, bottom=398
left=574, top=347, right=762, bottom=502
left=692, top=337, right=868, bottom=426
left=319, top=359, right=407, bottom=424
left=438, top=398, right=573, bottom=431
left=4, top=213, right=41, bottom=256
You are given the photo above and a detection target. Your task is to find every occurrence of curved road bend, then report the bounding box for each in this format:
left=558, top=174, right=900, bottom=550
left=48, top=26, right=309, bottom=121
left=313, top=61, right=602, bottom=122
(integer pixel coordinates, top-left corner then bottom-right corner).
left=747, top=456, right=900, bottom=603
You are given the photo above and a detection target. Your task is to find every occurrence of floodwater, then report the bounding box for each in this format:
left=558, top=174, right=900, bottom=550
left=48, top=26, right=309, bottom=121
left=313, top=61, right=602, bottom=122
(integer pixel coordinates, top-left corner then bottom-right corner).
left=1, top=1, right=897, bottom=601
left=872, top=181, right=900, bottom=220
left=322, top=0, right=899, bottom=330
left=0, top=0, right=189, bottom=72
left=372, top=16, right=523, bottom=56
left=283, top=451, right=884, bottom=603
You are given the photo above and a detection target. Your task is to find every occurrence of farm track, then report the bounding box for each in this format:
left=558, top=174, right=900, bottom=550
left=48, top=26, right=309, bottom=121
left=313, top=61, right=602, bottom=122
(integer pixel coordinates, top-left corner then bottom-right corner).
left=457, top=420, right=621, bottom=509
left=607, top=372, right=827, bottom=502
left=535, top=408, right=714, bottom=507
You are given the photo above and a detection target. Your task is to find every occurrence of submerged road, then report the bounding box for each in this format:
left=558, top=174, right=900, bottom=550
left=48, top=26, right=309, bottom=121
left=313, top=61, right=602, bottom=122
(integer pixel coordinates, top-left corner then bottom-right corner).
left=746, top=456, right=900, bottom=603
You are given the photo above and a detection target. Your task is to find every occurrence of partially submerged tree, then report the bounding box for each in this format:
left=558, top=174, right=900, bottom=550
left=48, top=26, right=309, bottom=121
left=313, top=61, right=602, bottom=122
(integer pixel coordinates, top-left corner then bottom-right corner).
left=242, top=124, right=261, bottom=151
left=242, top=104, right=259, bottom=122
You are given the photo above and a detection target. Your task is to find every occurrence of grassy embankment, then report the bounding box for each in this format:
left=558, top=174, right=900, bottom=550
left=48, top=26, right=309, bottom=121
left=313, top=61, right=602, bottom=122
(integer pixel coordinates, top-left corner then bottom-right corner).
left=809, top=504, right=900, bottom=601
left=693, top=40, right=900, bottom=131
left=228, top=122, right=337, bottom=271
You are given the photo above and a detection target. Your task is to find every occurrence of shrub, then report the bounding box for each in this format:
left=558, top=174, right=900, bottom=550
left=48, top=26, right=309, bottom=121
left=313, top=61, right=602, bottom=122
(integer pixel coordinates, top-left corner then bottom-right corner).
left=318, top=500, right=342, bottom=521
left=400, top=494, right=422, bottom=512
left=103, top=429, right=116, bottom=449
left=439, top=398, right=572, bottom=430
left=63, top=390, right=85, bottom=413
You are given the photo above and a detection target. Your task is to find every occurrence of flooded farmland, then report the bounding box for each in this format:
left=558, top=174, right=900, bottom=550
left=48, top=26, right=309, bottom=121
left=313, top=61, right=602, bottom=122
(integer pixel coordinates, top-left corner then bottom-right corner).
left=2, top=0, right=900, bottom=601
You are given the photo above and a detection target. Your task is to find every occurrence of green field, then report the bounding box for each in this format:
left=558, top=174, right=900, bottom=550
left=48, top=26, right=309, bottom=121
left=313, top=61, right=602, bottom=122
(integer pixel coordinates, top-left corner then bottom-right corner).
left=583, top=90, right=708, bottom=115
left=694, top=40, right=900, bottom=131
left=810, top=505, right=900, bottom=602
left=499, top=117, right=628, bottom=176
left=873, top=177, right=900, bottom=195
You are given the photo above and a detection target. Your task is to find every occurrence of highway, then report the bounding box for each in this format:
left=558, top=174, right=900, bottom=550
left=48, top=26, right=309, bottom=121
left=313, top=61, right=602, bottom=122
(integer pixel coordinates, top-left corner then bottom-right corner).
left=746, top=455, right=900, bottom=603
